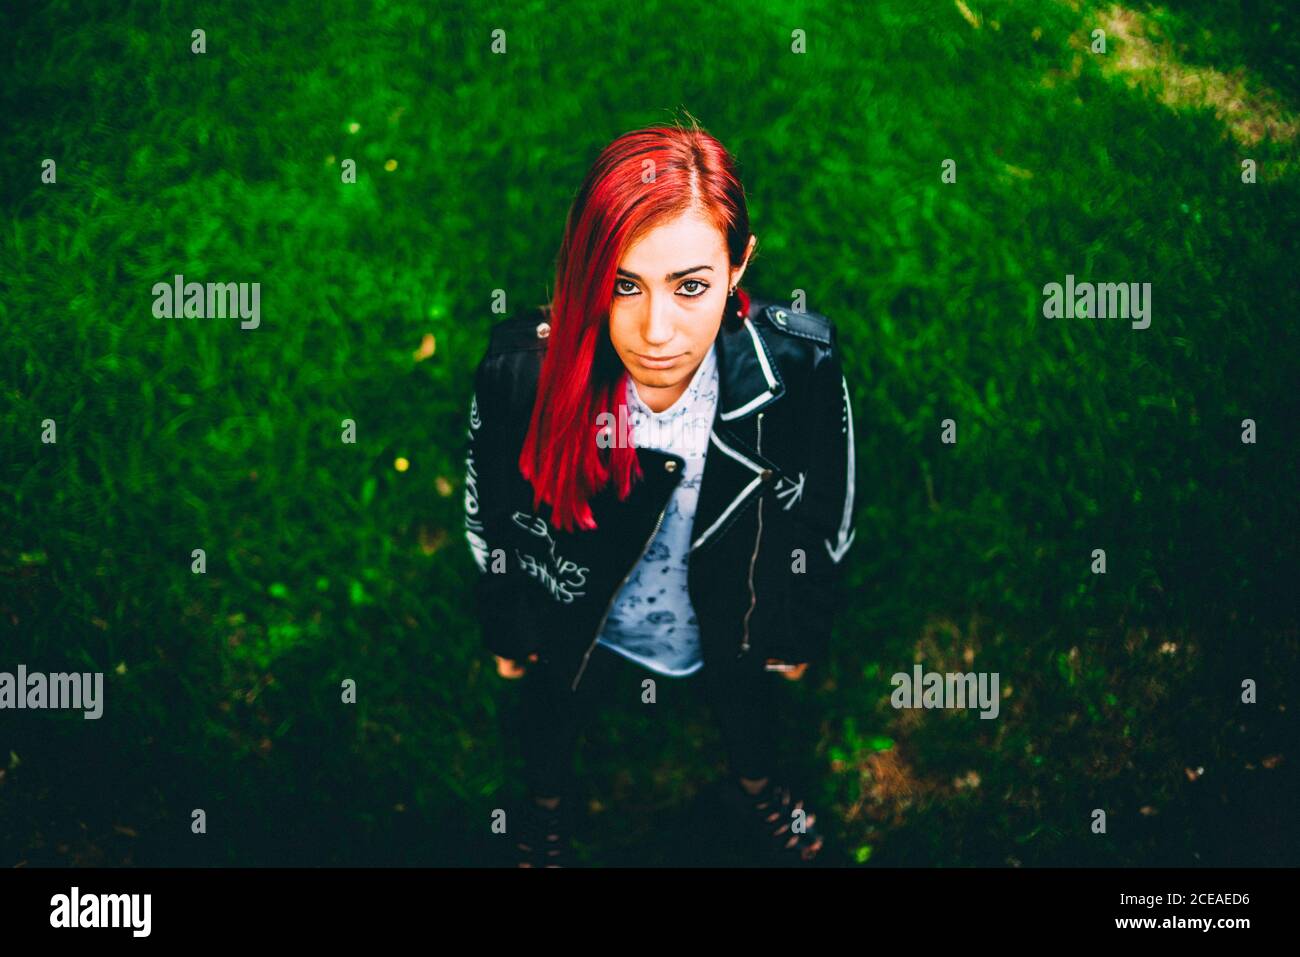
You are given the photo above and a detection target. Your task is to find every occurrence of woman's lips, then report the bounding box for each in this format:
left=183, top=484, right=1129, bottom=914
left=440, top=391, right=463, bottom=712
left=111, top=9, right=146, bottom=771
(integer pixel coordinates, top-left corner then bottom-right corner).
left=635, top=352, right=682, bottom=369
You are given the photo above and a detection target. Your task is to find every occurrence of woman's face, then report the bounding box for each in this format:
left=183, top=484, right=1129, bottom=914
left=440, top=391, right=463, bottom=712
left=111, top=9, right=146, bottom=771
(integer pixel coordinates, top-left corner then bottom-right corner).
left=608, top=208, right=755, bottom=412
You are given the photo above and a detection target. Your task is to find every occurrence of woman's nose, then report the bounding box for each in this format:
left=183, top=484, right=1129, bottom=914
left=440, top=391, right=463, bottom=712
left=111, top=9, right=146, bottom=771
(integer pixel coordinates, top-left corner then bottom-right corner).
left=642, top=296, right=676, bottom=345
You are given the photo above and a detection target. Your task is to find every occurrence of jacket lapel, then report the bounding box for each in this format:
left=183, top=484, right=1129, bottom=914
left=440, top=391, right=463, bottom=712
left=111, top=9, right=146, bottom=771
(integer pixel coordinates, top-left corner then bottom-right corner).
left=689, top=307, right=788, bottom=553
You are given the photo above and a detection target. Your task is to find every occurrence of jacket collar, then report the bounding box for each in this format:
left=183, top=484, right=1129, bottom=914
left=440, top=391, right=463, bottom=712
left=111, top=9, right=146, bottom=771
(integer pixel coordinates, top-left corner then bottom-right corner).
left=678, top=299, right=790, bottom=552
left=713, top=301, right=786, bottom=421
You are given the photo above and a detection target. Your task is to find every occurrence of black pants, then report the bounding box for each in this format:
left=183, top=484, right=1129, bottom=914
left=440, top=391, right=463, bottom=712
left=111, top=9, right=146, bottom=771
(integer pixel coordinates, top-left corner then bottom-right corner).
left=509, top=643, right=784, bottom=800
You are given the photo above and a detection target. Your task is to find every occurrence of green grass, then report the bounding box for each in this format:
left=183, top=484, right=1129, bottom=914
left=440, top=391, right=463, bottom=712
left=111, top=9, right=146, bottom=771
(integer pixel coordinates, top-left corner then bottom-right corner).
left=1, top=0, right=1296, bottom=866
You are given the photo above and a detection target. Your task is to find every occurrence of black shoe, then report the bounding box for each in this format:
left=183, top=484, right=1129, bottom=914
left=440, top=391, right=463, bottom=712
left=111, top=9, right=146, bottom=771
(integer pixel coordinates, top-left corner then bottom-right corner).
left=512, top=799, right=571, bottom=868
left=720, top=778, right=828, bottom=867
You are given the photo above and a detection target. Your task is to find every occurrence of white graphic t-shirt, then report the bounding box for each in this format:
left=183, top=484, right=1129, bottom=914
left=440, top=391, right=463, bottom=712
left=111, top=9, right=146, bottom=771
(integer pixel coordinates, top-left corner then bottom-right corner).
left=595, top=343, right=718, bottom=677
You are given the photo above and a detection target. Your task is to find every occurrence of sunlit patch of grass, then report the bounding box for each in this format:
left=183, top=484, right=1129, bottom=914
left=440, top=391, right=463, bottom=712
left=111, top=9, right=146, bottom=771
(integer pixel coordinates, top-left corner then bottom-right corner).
left=1066, top=3, right=1298, bottom=174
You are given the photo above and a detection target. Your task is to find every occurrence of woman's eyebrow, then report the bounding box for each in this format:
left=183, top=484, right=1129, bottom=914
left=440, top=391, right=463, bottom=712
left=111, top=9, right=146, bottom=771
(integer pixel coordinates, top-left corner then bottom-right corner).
left=616, top=265, right=714, bottom=282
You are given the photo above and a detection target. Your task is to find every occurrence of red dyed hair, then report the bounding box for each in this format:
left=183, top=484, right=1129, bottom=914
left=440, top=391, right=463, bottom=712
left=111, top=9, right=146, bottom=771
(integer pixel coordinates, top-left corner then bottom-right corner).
left=518, top=118, right=753, bottom=533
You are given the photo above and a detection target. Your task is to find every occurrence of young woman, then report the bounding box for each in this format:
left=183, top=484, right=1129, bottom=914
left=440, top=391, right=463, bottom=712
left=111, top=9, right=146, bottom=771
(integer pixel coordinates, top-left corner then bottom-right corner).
left=462, top=118, right=857, bottom=867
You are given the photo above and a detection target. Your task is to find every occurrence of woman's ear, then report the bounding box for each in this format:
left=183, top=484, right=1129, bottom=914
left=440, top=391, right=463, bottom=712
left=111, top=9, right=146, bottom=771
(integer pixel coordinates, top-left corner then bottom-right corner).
left=731, top=233, right=758, bottom=289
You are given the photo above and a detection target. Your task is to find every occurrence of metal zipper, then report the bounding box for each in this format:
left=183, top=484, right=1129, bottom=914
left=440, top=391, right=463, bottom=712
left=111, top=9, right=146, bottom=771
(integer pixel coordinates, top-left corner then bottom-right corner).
left=570, top=488, right=673, bottom=692
left=739, top=412, right=765, bottom=657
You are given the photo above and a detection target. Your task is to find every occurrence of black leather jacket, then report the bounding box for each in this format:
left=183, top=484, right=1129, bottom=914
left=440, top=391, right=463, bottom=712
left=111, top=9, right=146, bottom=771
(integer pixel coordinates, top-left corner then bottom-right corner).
left=462, top=295, right=858, bottom=692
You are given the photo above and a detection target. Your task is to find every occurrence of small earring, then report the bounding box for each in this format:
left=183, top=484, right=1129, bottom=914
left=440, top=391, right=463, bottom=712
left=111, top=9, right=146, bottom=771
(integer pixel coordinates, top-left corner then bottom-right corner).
left=730, top=286, right=744, bottom=320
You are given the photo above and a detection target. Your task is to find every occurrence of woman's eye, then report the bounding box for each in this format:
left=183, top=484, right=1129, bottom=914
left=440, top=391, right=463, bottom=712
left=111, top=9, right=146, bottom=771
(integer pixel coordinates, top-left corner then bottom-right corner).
left=614, top=279, right=708, bottom=297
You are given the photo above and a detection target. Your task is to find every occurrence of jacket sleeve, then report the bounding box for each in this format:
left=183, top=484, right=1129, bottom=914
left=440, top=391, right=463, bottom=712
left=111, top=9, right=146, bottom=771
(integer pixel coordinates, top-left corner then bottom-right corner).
left=776, top=322, right=857, bottom=664
left=462, top=350, right=539, bottom=662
